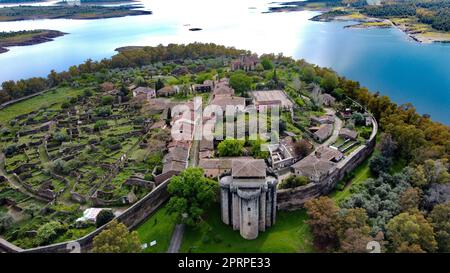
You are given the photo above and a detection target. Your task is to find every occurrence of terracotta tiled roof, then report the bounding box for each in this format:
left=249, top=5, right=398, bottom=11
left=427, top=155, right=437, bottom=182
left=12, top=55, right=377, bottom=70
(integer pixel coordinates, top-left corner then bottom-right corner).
left=232, top=159, right=266, bottom=178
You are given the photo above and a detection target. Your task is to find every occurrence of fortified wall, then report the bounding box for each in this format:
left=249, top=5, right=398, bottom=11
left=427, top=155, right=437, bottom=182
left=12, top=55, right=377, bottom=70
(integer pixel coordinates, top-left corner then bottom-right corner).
left=277, top=116, right=378, bottom=210
left=0, top=178, right=170, bottom=253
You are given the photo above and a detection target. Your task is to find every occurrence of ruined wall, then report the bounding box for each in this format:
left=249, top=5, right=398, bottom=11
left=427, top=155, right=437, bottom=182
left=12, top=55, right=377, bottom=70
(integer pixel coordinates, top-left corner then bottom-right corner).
left=277, top=117, right=378, bottom=210
left=0, top=179, right=170, bottom=253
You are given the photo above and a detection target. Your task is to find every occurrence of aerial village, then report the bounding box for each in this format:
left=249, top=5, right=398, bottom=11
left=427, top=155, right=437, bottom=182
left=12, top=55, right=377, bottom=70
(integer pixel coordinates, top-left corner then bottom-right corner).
left=0, top=51, right=376, bottom=251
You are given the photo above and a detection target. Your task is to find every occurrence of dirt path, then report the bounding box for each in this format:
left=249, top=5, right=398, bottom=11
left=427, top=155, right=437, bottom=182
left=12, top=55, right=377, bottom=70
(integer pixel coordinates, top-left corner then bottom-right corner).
left=167, top=224, right=185, bottom=253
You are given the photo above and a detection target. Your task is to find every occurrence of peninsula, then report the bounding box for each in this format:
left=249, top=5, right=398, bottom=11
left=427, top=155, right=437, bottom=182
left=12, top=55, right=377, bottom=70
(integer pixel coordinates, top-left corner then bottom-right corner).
left=0, top=5, right=152, bottom=22
left=0, top=30, right=66, bottom=54
left=269, top=0, right=450, bottom=44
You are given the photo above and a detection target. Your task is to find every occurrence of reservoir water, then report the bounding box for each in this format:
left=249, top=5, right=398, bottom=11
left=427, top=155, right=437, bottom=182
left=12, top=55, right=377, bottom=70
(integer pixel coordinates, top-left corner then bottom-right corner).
left=0, top=0, right=449, bottom=123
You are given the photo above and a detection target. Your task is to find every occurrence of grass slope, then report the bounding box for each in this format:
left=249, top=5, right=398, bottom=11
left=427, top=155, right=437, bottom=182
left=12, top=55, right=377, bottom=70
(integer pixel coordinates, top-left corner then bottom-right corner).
left=136, top=204, right=178, bottom=253
left=0, top=87, right=84, bottom=125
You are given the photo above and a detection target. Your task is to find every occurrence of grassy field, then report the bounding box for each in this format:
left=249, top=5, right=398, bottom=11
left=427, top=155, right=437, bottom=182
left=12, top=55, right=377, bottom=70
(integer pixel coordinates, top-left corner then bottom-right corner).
left=180, top=204, right=314, bottom=253
left=0, top=87, right=84, bottom=125
left=330, top=155, right=372, bottom=204
left=136, top=204, right=178, bottom=253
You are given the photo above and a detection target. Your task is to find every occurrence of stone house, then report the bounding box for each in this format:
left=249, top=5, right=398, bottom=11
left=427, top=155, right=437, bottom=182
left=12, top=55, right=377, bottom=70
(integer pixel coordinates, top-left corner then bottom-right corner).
left=199, top=158, right=232, bottom=178
left=199, top=138, right=214, bottom=159
left=250, top=90, right=294, bottom=111
left=230, top=54, right=260, bottom=71
left=132, top=87, right=156, bottom=99
left=339, top=128, right=358, bottom=140
left=310, top=124, right=333, bottom=143
left=157, top=86, right=180, bottom=97
left=210, top=96, right=246, bottom=113
left=193, top=80, right=214, bottom=93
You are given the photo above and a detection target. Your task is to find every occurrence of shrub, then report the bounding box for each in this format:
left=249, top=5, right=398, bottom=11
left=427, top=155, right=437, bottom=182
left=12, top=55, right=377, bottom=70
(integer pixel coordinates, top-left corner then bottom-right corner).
left=279, top=175, right=310, bottom=189
left=96, top=210, right=115, bottom=228
left=3, top=144, right=18, bottom=156
left=61, top=101, right=70, bottom=109
left=101, top=95, right=114, bottom=105
left=95, top=106, right=112, bottom=117
left=53, top=132, right=69, bottom=143
left=101, top=137, right=122, bottom=151
left=36, top=221, right=65, bottom=246
left=94, top=120, right=108, bottom=131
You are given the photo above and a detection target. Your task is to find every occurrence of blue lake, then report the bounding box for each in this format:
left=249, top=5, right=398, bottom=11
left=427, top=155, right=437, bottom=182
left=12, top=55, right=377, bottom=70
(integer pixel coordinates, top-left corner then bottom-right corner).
left=0, top=0, right=449, bottom=123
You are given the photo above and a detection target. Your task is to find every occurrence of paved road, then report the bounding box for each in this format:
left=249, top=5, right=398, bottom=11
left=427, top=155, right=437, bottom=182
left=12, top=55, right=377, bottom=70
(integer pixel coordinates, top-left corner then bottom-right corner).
left=167, top=224, right=185, bottom=253
left=323, top=108, right=343, bottom=147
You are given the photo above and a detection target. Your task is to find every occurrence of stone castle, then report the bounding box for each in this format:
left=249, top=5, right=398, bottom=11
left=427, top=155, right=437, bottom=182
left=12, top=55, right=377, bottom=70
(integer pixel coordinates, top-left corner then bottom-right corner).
left=219, top=159, right=278, bottom=240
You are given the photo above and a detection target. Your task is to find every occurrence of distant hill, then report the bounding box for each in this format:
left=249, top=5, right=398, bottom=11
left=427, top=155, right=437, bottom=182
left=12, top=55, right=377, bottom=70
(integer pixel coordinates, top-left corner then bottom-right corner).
left=0, top=0, right=45, bottom=3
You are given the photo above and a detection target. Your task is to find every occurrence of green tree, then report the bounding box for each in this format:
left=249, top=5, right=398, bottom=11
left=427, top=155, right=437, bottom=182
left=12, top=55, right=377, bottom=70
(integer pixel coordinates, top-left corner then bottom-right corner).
left=305, top=196, right=339, bottom=250
left=379, top=133, right=397, bottom=158
left=279, top=175, right=309, bottom=189
left=229, top=72, right=252, bottom=96
left=336, top=208, right=377, bottom=253
left=300, top=66, right=316, bottom=83
left=321, top=72, right=339, bottom=93
left=36, top=221, right=65, bottom=246
left=101, top=95, right=114, bottom=105
left=249, top=138, right=269, bottom=159
left=399, top=187, right=421, bottom=212
left=92, top=220, right=141, bottom=253
left=369, top=154, right=392, bottom=176
left=386, top=211, right=437, bottom=253
left=155, top=78, right=164, bottom=91
left=96, top=209, right=115, bottom=228
left=166, top=168, right=219, bottom=226
left=428, top=202, right=450, bottom=252
left=94, top=120, right=108, bottom=131
left=217, top=139, right=244, bottom=157
left=261, top=58, right=273, bottom=70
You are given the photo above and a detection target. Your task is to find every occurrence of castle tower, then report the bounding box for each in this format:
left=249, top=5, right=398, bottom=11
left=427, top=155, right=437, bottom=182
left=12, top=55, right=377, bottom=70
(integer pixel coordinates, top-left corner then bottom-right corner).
left=220, top=159, right=277, bottom=240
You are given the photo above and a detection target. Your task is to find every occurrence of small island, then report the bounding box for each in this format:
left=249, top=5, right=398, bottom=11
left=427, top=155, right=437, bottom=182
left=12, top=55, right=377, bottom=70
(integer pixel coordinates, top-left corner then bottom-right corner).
left=0, top=5, right=152, bottom=22
left=0, top=30, right=66, bottom=54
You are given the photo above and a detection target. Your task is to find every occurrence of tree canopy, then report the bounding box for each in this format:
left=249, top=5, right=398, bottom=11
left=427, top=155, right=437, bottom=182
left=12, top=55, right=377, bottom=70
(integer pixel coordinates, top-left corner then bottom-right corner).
left=92, top=220, right=141, bottom=253
left=166, top=168, right=219, bottom=226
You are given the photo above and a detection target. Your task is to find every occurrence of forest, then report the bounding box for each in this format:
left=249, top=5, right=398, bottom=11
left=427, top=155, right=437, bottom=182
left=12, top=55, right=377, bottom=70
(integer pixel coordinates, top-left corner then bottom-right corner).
left=362, top=0, right=450, bottom=31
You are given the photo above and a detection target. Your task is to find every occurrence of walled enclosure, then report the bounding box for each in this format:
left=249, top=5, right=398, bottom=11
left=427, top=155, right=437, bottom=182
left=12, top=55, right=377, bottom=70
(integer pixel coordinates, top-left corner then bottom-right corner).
left=277, top=115, right=378, bottom=210
left=1, top=116, right=378, bottom=252
left=0, top=179, right=170, bottom=253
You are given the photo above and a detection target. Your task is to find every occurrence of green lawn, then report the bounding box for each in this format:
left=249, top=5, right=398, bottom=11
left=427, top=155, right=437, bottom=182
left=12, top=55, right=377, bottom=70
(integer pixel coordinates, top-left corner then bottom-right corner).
left=180, top=204, right=314, bottom=253
left=330, top=156, right=372, bottom=204
left=136, top=204, right=177, bottom=253
left=0, top=87, right=85, bottom=125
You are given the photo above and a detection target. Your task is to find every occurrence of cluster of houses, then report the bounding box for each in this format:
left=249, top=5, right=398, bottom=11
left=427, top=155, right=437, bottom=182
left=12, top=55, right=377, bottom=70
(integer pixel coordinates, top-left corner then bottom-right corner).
left=292, top=146, right=343, bottom=183
left=136, top=70, right=374, bottom=241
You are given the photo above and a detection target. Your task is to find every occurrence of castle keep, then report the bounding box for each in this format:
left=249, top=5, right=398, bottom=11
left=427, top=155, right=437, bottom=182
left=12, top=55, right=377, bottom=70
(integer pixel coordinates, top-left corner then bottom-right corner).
left=219, top=159, right=278, bottom=240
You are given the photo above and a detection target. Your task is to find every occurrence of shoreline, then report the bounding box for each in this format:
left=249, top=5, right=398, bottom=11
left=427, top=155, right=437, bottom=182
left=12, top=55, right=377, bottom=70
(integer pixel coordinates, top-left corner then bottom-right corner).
left=266, top=5, right=450, bottom=44
left=0, top=30, right=66, bottom=54
left=0, top=5, right=152, bottom=22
